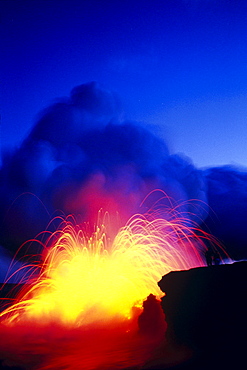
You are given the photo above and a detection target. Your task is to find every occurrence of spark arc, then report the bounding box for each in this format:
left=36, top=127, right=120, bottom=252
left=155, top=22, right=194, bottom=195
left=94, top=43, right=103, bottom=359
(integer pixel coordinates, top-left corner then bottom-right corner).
left=1, top=213, right=210, bottom=327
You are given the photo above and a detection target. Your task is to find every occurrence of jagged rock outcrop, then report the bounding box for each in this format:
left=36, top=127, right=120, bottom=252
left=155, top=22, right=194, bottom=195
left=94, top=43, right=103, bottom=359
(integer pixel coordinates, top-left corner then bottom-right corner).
left=158, top=261, right=247, bottom=368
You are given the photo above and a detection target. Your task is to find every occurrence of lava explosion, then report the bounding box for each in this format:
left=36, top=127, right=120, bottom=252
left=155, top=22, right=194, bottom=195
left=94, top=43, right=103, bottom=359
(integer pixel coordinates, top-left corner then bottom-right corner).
left=0, top=211, right=223, bottom=369
left=0, top=213, right=210, bottom=325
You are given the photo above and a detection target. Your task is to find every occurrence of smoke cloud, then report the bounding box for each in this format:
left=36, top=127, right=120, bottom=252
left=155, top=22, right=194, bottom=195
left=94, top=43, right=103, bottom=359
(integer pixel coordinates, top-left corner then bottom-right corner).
left=202, top=166, right=247, bottom=260
left=0, top=82, right=246, bottom=262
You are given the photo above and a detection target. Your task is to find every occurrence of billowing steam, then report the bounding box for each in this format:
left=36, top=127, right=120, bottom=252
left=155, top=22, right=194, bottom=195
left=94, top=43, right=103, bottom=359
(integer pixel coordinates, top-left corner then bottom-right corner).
left=0, top=82, right=246, bottom=262
left=203, top=166, right=247, bottom=260
left=0, top=82, right=207, bottom=257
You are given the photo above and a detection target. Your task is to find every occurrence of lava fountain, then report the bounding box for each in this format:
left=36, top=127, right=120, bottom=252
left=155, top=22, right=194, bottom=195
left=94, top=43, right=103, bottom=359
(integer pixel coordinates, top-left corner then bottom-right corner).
left=0, top=211, right=223, bottom=369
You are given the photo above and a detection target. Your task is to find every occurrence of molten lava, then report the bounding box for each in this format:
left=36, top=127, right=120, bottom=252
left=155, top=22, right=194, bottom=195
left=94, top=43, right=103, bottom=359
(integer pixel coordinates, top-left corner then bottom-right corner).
left=0, top=211, right=223, bottom=369
left=0, top=213, right=209, bottom=326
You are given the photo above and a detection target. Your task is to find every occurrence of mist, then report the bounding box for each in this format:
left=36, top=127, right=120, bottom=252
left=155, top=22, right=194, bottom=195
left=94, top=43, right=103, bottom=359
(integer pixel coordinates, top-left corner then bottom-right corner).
left=0, top=82, right=246, bottom=262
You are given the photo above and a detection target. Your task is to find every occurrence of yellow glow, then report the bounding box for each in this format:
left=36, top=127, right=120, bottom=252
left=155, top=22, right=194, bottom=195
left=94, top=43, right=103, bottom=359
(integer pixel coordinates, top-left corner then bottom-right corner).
left=0, top=213, right=208, bottom=326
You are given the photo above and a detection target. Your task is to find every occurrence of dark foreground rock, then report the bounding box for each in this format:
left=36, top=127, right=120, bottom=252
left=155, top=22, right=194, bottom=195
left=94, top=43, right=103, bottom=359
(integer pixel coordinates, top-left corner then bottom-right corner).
left=156, top=261, right=247, bottom=369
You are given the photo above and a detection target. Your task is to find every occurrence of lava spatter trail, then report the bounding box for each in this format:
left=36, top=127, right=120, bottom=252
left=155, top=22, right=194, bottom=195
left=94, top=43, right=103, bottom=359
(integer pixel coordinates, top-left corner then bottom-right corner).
left=0, top=212, right=224, bottom=369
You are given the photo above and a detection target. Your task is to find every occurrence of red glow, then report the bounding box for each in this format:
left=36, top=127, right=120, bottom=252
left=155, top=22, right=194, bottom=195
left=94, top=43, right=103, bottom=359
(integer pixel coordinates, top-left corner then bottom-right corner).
left=0, top=208, right=225, bottom=369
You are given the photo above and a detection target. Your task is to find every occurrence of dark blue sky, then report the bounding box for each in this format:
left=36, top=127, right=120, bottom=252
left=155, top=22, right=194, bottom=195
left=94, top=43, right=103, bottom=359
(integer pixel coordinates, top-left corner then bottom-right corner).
left=1, top=0, right=247, bottom=167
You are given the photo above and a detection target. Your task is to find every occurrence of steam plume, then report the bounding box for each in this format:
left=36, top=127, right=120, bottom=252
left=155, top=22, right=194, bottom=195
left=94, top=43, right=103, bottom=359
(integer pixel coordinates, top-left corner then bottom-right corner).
left=0, top=82, right=245, bottom=261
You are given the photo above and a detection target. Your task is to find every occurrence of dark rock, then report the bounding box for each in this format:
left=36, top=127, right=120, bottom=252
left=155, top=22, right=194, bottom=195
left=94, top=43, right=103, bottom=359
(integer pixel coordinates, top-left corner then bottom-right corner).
left=138, top=294, right=167, bottom=338
left=158, top=261, right=247, bottom=368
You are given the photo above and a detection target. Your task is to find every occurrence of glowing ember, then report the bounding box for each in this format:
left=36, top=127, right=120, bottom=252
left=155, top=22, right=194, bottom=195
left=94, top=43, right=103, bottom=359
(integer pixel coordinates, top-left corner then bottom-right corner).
left=0, top=213, right=211, bottom=327
left=0, top=209, right=226, bottom=369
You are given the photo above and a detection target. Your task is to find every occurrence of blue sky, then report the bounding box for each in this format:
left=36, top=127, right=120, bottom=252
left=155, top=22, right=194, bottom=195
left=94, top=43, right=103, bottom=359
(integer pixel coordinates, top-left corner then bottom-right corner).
left=1, top=0, right=247, bottom=167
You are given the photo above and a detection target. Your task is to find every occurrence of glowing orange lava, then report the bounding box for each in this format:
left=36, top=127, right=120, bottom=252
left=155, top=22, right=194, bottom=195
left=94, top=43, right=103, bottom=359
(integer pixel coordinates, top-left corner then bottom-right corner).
left=0, top=212, right=212, bottom=327
left=0, top=210, right=225, bottom=370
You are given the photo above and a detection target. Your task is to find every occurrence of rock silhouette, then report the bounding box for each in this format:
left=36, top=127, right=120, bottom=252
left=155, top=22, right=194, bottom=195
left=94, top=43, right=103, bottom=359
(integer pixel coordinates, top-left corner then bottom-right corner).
left=158, top=261, right=247, bottom=369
